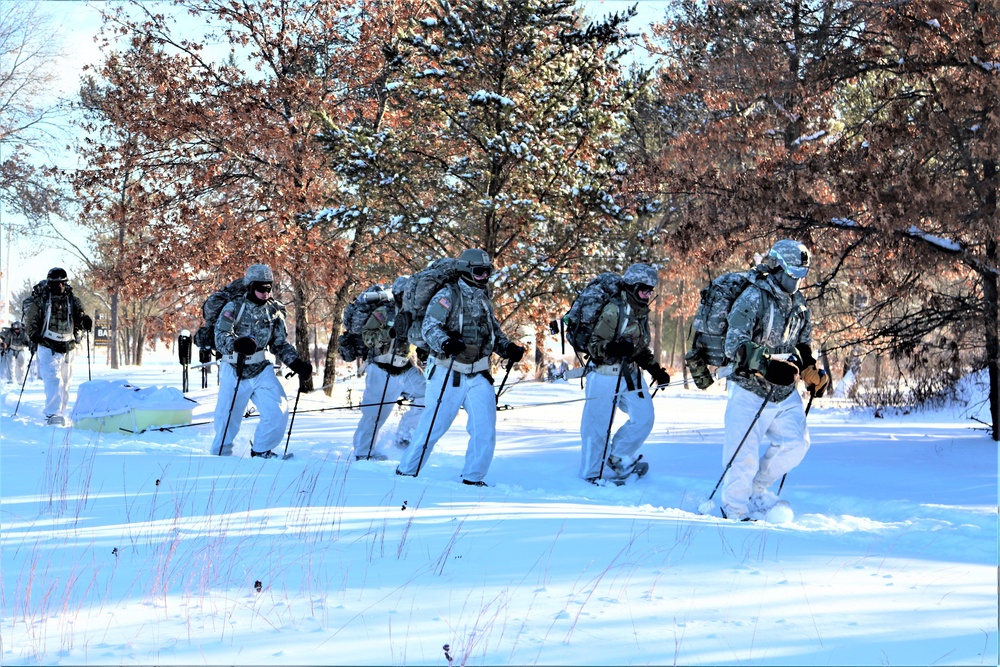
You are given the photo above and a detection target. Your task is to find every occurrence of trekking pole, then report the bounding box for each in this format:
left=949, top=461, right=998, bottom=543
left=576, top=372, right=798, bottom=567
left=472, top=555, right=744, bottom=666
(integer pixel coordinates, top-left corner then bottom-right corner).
left=86, top=331, right=91, bottom=381
left=495, top=357, right=515, bottom=406
left=216, top=354, right=245, bottom=456
left=413, top=356, right=455, bottom=477
left=282, top=384, right=302, bottom=460
left=777, top=371, right=824, bottom=495
left=698, top=384, right=774, bottom=514
left=12, top=348, right=36, bottom=417
left=596, top=359, right=628, bottom=481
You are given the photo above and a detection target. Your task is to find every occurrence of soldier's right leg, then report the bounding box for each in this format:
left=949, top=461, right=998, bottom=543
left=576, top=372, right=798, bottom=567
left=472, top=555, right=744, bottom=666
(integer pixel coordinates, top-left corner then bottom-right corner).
left=210, top=363, right=253, bottom=456
left=352, top=365, right=393, bottom=459
left=720, top=384, right=778, bottom=518
left=579, top=372, right=617, bottom=481
left=396, top=364, right=465, bottom=476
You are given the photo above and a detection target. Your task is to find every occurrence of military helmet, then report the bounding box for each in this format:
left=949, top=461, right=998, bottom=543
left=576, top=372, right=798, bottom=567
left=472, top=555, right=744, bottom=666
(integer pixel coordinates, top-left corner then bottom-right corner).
left=244, top=263, right=274, bottom=286
left=47, top=267, right=69, bottom=284
left=622, top=263, right=658, bottom=289
left=11, top=321, right=23, bottom=330
left=457, top=248, right=492, bottom=287
left=768, top=239, right=811, bottom=279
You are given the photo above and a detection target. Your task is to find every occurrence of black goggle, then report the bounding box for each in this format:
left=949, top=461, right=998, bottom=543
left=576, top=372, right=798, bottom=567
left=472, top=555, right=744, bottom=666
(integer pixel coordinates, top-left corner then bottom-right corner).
left=254, top=283, right=273, bottom=293
left=471, top=267, right=491, bottom=280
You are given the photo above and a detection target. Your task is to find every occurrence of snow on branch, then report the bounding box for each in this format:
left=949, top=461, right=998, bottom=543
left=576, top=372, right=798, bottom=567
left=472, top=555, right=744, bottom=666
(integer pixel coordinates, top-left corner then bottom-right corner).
left=904, top=225, right=962, bottom=252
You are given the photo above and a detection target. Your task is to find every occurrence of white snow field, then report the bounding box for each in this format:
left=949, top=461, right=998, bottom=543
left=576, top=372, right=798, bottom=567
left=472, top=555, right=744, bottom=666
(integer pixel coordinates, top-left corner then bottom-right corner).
left=1, top=351, right=996, bottom=666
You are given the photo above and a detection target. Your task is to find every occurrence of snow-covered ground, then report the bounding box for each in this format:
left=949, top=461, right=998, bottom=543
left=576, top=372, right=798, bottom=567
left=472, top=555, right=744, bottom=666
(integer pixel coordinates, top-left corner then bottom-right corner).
left=1, top=351, right=996, bottom=665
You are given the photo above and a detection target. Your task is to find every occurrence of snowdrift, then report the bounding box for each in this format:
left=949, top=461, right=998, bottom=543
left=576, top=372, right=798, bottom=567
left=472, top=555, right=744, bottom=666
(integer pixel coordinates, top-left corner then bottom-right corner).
left=69, top=379, right=196, bottom=433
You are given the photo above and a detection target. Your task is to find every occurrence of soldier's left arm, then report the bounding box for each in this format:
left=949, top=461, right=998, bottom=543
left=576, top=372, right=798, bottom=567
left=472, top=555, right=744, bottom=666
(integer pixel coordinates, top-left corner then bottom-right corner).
left=266, top=304, right=302, bottom=366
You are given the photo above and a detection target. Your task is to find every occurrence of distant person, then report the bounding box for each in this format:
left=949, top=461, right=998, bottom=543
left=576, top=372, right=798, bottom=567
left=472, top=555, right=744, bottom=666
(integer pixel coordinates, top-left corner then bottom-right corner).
left=23, top=268, right=92, bottom=425
left=579, top=263, right=670, bottom=484
left=351, top=275, right=426, bottom=461
left=210, top=264, right=312, bottom=458
left=395, top=249, right=524, bottom=486
left=720, top=239, right=829, bottom=521
left=0, top=321, right=30, bottom=385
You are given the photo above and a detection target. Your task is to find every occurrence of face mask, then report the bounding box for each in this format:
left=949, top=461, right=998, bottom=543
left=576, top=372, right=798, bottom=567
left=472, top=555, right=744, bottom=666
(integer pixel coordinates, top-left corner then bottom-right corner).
left=778, top=271, right=801, bottom=294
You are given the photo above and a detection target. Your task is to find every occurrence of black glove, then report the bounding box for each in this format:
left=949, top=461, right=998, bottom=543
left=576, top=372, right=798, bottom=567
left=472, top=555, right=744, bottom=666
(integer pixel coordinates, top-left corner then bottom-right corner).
left=233, top=336, right=257, bottom=356
left=649, top=365, right=671, bottom=388
left=441, top=334, right=465, bottom=357
left=198, top=348, right=212, bottom=364
left=288, top=357, right=312, bottom=378
left=764, top=357, right=799, bottom=386
left=795, top=343, right=816, bottom=370
left=30, top=332, right=43, bottom=344
left=394, top=311, right=412, bottom=339
left=80, top=315, right=93, bottom=332
left=502, top=342, right=525, bottom=363
left=604, top=339, right=635, bottom=359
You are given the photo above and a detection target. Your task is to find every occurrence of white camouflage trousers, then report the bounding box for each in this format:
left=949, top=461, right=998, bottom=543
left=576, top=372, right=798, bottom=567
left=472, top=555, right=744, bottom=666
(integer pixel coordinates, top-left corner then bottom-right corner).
left=351, top=364, right=425, bottom=457
left=396, top=365, right=496, bottom=482
left=721, top=382, right=810, bottom=516
left=5, top=349, right=28, bottom=386
left=211, top=363, right=288, bottom=456
left=37, top=346, right=74, bottom=419
left=579, top=368, right=654, bottom=480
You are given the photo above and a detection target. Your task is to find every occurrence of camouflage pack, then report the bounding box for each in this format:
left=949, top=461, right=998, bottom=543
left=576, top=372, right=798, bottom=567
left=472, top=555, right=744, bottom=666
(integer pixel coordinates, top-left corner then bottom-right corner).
left=337, top=284, right=391, bottom=362
left=562, top=272, right=624, bottom=356
left=685, top=267, right=765, bottom=388
left=400, top=258, right=462, bottom=351
left=193, top=279, right=246, bottom=353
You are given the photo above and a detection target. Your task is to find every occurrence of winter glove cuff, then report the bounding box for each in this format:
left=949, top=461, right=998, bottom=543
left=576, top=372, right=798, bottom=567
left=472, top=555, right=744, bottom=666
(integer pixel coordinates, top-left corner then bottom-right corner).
left=604, top=339, right=635, bottom=360
left=502, top=342, right=524, bottom=363
left=289, top=357, right=312, bottom=378
left=649, top=365, right=671, bottom=388
left=441, top=334, right=465, bottom=357
left=233, top=336, right=257, bottom=356
left=763, top=357, right=799, bottom=386
left=795, top=343, right=816, bottom=370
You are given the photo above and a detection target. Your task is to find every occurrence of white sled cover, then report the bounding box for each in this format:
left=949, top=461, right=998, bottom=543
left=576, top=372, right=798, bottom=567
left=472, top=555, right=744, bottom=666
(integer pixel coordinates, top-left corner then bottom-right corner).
left=71, top=380, right=195, bottom=434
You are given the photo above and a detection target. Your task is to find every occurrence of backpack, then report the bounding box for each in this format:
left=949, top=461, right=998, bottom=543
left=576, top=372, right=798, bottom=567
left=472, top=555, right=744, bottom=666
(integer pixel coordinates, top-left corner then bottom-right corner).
left=337, top=284, right=391, bottom=362
left=400, top=258, right=462, bottom=351
left=685, top=267, right=765, bottom=388
left=193, top=279, right=246, bottom=352
left=21, top=280, right=47, bottom=322
left=562, top=272, right=624, bottom=356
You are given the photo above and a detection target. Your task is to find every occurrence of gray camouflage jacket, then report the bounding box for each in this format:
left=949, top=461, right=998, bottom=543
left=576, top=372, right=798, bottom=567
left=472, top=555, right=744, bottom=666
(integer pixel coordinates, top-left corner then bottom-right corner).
left=724, top=273, right=812, bottom=402
left=422, top=280, right=512, bottom=365
left=362, top=303, right=413, bottom=373
left=215, top=295, right=300, bottom=379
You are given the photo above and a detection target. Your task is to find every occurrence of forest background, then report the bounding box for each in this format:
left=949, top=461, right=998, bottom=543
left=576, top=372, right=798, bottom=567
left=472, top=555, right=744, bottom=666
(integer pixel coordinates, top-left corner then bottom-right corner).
left=0, top=0, right=997, bottom=441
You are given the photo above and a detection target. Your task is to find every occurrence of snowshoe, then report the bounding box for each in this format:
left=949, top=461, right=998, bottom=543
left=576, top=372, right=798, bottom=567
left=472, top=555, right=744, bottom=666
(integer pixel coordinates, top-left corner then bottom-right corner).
left=250, top=449, right=279, bottom=459
left=462, top=479, right=489, bottom=487
left=605, top=454, right=649, bottom=484
left=356, top=454, right=389, bottom=462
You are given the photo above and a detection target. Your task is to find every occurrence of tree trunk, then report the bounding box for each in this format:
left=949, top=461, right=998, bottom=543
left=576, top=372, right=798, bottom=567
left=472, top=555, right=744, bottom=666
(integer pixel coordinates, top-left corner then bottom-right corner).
left=322, top=284, right=355, bottom=396
left=534, top=328, right=546, bottom=380
left=651, top=297, right=663, bottom=366
left=984, top=238, right=999, bottom=441
left=110, top=290, right=120, bottom=369
left=292, top=278, right=313, bottom=392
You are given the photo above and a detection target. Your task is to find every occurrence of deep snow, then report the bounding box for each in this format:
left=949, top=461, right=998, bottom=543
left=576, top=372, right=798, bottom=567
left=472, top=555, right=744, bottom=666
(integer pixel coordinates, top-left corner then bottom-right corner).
left=1, top=350, right=996, bottom=666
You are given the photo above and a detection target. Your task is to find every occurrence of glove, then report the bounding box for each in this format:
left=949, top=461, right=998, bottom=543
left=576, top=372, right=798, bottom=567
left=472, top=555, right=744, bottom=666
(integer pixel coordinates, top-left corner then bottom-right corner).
left=288, top=357, right=312, bottom=378
left=649, top=365, right=671, bottom=388
left=198, top=348, right=212, bottom=364
left=502, top=342, right=525, bottom=363
left=80, top=315, right=93, bottom=332
left=801, top=365, right=829, bottom=397
left=394, top=311, right=412, bottom=339
left=763, top=357, right=799, bottom=386
left=795, top=343, right=816, bottom=370
left=233, top=336, right=257, bottom=356
left=604, top=339, right=635, bottom=359
left=30, top=332, right=44, bottom=345
left=441, top=334, right=465, bottom=357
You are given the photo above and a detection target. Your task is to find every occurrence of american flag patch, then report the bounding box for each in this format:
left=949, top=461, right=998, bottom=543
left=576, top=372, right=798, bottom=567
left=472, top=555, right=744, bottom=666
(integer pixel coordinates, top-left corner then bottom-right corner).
left=374, top=311, right=386, bottom=323
left=438, top=296, right=451, bottom=309
left=221, top=309, right=234, bottom=321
